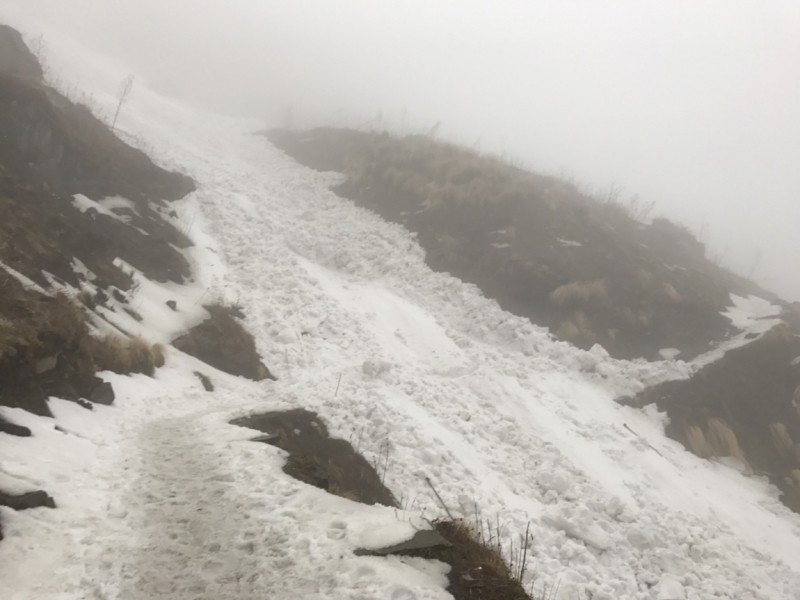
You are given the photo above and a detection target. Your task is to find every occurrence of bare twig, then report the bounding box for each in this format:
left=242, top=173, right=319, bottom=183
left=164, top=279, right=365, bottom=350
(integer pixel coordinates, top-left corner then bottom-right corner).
left=424, top=476, right=454, bottom=520
left=334, top=373, right=342, bottom=397
left=111, top=75, right=135, bottom=132
left=623, top=423, right=664, bottom=457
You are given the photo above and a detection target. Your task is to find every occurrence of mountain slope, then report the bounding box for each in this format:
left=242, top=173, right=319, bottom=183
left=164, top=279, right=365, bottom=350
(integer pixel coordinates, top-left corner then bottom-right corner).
left=1, top=21, right=800, bottom=600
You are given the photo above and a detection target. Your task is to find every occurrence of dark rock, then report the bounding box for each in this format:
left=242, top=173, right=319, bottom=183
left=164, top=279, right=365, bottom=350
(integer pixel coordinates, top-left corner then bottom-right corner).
left=0, top=417, right=31, bottom=437
left=89, top=379, right=115, bottom=405
left=123, top=307, right=143, bottom=322
left=0, top=489, right=56, bottom=510
left=112, top=289, right=127, bottom=303
left=34, top=353, right=59, bottom=374
left=193, top=371, right=214, bottom=392
left=76, top=398, right=93, bottom=411
left=166, top=300, right=178, bottom=311
left=355, top=529, right=452, bottom=556
left=232, top=409, right=396, bottom=507
left=173, top=305, right=275, bottom=381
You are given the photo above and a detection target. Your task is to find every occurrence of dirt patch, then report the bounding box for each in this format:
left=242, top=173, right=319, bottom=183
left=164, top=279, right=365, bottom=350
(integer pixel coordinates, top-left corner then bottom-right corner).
left=623, top=323, right=800, bottom=512
left=401, top=520, right=532, bottom=600
left=232, top=408, right=396, bottom=506
left=267, top=128, right=777, bottom=361
left=172, top=305, right=274, bottom=381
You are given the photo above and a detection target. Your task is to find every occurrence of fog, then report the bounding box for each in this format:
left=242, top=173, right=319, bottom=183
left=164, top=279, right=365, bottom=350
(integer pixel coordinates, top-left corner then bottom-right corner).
left=4, top=0, right=799, bottom=301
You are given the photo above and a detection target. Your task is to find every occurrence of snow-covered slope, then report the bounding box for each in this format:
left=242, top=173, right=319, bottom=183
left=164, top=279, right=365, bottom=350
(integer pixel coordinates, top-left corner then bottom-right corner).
left=1, top=22, right=800, bottom=600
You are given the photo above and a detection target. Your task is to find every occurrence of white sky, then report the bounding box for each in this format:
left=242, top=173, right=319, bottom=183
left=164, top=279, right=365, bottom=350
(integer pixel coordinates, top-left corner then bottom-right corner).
left=3, top=0, right=799, bottom=301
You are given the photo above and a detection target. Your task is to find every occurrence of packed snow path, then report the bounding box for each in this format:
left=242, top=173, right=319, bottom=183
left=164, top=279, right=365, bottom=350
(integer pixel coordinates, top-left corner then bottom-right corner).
left=1, top=30, right=800, bottom=600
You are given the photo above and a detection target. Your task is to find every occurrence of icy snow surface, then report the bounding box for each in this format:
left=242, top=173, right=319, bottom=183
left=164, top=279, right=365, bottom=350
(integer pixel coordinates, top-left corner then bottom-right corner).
left=1, top=21, right=800, bottom=600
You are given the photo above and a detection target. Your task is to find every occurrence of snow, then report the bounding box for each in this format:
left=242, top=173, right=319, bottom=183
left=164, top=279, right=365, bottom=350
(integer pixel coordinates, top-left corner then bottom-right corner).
left=2, top=17, right=800, bottom=600
left=722, top=293, right=783, bottom=331
left=556, top=238, right=583, bottom=247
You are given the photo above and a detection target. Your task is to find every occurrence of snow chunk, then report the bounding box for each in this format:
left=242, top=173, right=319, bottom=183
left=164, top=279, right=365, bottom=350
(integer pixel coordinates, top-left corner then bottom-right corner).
left=557, top=238, right=582, bottom=247
left=658, top=348, right=681, bottom=360
left=542, top=505, right=612, bottom=550
left=363, top=359, right=392, bottom=378
left=72, top=194, right=135, bottom=222
left=653, top=574, right=685, bottom=599
left=537, top=469, right=571, bottom=495
left=722, top=294, right=782, bottom=331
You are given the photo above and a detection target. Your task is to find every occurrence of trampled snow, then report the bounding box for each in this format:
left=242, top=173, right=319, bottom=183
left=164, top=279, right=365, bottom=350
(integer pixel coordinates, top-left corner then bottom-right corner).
left=1, top=20, right=800, bottom=600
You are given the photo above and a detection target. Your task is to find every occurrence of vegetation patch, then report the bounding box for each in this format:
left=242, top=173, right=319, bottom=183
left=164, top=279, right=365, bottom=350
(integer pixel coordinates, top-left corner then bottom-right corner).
left=232, top=408, right=396, bottom=506
left=623, top=322, right=800, bottom=513
left=267, top=127, right=778, bottom=360
left=0, top=275, right=97, bottom=415
left=400, top=519, right=533, bottom=600
left=92, top=333, right=166, bottom=377
left=172, top=305, right=274, bottom=381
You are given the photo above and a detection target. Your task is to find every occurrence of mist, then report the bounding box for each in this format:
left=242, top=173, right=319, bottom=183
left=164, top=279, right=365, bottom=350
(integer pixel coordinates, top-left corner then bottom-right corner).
left=4, top=0, right=799, bottom=301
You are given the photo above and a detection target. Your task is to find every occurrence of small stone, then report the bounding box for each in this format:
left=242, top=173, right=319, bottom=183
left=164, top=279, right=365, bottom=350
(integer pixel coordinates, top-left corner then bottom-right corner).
left=90, top=379, right=115, bottom=405
left=34, top=354, right=59, bottom=374
left=166, top=300, right=178, bottom=311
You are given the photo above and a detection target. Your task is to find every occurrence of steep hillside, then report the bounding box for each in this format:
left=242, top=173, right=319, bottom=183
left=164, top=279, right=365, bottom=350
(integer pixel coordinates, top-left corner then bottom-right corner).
left=0, top=24, right=197, bottom=423
left=2, top=23, right=800, bottom=600
left=266, top=127, right=800, bottom=517
left=626, top=314, right=800, bottom=512
left=267, top=128, right=782, bottom=362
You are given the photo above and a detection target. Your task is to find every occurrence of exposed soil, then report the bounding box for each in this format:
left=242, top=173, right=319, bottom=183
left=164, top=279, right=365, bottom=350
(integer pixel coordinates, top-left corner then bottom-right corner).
left=232, top=408, right=396, bottom=506
left=172, top=305, right=274, bottom=381
left=623, top=322, right=800, bottom=513
left=267, top=128, right=777, bottom=361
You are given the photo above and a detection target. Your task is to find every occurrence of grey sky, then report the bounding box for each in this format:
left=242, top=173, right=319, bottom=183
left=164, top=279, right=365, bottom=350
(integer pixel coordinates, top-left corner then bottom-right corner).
left=4, top=0, right=799, bottom=300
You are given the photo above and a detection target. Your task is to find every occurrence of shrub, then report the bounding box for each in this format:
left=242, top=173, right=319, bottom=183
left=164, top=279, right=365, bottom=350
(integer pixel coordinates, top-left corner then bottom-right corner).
left=92, top=333, right=165, bottom=376
left=550, top=279, right=609, bottom=306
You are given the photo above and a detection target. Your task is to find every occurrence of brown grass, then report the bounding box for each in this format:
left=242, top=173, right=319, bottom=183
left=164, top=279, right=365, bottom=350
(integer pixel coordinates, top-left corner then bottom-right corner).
left=684, top=418, right=747, bottom=465
left=769, top=422, right=794, bottom=460
left=402, top=519, right=532, bottom=600
left=92, top=333, right=165, bottom=376
left=550, top=279, right=609, bottom=306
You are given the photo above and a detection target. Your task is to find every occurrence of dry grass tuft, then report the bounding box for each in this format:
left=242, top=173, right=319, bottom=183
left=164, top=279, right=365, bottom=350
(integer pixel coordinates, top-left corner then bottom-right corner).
left=707, top=418, right=747, bottom=463
left=403, top=519, right=533, bottom=600
left=685, top=425, right=713, bottom=459
left=92, top=333, right=165, bottom=376
left=686, top=418, right=748, bottom=464
left=770, top=422, right=795, bottom=460
left=556, top=311, right=594, bottom=344
left=550, top=279, right=609, bottom=307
